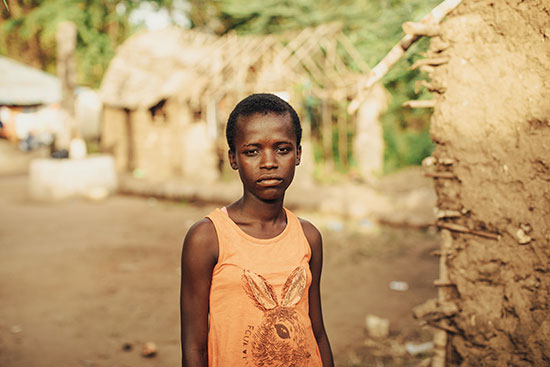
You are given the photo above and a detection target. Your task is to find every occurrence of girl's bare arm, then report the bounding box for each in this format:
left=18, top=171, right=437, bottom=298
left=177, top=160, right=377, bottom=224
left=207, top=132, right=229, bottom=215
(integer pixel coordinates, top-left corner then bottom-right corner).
left=301, top=219, right=334, bottom=367
left=180, top=219, right=218, bottom=367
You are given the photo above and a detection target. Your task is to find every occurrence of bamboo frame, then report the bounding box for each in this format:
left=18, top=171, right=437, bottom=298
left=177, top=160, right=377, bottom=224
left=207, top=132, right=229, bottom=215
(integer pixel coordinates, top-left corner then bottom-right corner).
left=321, top=97, right=334, bottom=171
left=102, top=24, right=378, bottom=182
left=349, top=0, right=463, bottom=113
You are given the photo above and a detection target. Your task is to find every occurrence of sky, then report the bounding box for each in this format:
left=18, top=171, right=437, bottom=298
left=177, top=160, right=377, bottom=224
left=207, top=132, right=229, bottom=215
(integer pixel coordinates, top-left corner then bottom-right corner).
left=127, top=0, right=190, bottom=30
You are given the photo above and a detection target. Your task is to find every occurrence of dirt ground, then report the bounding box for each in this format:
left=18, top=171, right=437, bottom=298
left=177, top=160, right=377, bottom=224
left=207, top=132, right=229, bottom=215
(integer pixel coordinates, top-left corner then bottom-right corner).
left=0, top=171, right=440, bottom=367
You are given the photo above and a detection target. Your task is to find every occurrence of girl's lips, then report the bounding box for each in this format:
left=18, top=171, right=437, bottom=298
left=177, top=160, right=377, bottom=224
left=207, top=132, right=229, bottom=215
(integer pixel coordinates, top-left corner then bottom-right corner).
left=257, top=178, right=283, bottom=187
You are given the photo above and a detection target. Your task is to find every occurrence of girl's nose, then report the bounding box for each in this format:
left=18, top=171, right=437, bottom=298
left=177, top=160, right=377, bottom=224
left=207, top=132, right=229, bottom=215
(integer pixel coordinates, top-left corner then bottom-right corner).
left=260, top=150, right=278, bottom=169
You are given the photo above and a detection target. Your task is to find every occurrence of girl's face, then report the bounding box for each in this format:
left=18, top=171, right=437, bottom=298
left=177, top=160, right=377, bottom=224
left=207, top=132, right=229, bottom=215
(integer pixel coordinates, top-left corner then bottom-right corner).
left=229, top=112, right=301, bottom=202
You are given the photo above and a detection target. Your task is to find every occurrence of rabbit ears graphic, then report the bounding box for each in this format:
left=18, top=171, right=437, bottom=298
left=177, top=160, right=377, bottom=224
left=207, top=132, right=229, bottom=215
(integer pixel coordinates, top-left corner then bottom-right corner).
left=242, top=266, right=307, bottom=311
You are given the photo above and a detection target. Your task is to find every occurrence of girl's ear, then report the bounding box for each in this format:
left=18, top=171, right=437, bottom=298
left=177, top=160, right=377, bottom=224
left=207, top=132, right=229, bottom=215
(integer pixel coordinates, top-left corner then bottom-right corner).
left=228, top=149, right=238, bottom=170
left=295, top=145, right=302, bottom=166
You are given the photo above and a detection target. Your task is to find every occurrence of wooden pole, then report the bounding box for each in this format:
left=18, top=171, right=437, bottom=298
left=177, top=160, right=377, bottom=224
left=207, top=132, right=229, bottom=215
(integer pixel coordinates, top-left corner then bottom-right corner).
left=402, top=22, right=441, bottom=37
left=56, top=21, right=78, bottom=136
left=430, top=229, right=451, bottom=367
left=337, top=109, right=348, bottom=168
left=124, top=108, right=135, bottom=172
left=411, top=57, right=449, bottom=70
left=321, top=99, right=334, bottom=172
left=56, top=20, right=87, bottom=158
left=348, top=0, right=463, bottom=113
left=403, top=100, right=436, bottom=108
left=437, top=222, right=500, bottom=240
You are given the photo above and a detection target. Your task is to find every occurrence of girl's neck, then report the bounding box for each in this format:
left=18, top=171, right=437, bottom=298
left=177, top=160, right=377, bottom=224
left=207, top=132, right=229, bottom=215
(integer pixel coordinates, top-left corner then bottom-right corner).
left=229, top=194, right=286, bottom=224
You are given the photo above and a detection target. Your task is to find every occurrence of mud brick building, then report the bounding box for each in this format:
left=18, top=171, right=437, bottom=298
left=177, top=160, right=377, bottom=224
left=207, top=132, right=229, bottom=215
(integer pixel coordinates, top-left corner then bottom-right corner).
left=99, top=25, right=386, bottom=184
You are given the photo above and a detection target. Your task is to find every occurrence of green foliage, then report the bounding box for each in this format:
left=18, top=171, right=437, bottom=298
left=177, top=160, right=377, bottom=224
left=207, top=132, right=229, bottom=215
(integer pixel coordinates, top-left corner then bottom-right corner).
left=0, top=0, right=173, bottom=87
left=382, top=111, right=434, bottom=174
left=380, top=38, right=435, bottom=173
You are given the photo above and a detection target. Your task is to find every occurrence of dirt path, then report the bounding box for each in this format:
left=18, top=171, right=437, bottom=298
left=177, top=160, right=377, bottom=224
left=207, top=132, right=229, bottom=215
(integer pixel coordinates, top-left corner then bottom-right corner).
left=0, top=174, right=439, bottom=367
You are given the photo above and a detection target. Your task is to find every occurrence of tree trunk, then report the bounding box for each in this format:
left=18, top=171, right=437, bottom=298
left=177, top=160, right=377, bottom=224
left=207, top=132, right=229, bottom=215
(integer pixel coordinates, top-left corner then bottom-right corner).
left=56, top=21, right=78, bottom=122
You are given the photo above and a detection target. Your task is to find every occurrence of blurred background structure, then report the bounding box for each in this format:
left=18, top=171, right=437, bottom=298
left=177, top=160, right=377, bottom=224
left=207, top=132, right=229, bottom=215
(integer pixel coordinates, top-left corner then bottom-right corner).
left=1, top=0, right=440, bottom=179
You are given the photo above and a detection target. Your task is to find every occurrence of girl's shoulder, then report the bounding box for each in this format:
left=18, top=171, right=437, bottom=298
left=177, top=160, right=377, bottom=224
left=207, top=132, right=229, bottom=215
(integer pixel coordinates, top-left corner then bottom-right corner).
left=297, top=217, right=322, bottom=252
left=187, top=217, right=217, bottom=236
left=182, top=217, right=219, bottom=263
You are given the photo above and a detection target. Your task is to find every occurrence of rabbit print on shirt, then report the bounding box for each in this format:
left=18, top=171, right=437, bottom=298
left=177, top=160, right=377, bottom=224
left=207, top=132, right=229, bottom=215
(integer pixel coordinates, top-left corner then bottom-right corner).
left=241, top=266, right=312, bottom=367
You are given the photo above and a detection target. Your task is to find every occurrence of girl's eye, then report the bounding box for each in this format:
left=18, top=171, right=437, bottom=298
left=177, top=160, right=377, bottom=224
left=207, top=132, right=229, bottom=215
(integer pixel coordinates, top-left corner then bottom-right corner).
left=277, top=147, right=291, bottom=153
left=244, top=149, right=259, bottom=156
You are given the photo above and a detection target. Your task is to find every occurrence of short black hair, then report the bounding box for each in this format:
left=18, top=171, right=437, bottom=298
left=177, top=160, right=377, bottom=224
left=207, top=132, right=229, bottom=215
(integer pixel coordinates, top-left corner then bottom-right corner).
left=226, top=93, right=302, bottom=152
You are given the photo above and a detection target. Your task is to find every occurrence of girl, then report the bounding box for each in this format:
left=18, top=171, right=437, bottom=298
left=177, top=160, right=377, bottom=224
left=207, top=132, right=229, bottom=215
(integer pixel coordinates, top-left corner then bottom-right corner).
left=180, top=93, right=334, bottom=367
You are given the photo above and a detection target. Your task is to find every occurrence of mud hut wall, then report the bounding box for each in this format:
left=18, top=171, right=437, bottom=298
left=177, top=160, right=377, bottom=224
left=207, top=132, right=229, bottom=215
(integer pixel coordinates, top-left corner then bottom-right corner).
left=131, top=99, right=189, bottom=180
left=428, top=1, right=550, bottom=365
left=101, top=106, right=130, bottom=172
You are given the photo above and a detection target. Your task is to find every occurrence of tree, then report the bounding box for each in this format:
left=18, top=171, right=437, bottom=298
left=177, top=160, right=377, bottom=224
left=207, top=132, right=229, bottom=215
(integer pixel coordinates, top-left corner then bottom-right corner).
left=0, top=0, right=174, bottom=87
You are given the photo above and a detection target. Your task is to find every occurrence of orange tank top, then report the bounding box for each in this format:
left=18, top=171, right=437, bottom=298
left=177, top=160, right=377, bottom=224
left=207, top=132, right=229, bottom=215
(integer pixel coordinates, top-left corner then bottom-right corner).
left=205, top=207, right=322, bottom=367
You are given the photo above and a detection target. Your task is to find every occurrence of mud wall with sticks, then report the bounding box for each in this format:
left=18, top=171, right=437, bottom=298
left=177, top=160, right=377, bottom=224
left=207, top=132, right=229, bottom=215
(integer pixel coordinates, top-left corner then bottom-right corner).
left=423, top=1, right=550, bottom=366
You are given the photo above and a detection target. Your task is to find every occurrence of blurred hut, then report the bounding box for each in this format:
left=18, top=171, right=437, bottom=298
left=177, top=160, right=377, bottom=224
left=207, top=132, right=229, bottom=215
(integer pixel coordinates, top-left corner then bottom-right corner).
left=99, top=24, right=386, bottom=184
left=0, top=56, right=61, bottom=106
left=0, top=56, right=64, bottom=150
left=0, top=56, right=102, bottom=151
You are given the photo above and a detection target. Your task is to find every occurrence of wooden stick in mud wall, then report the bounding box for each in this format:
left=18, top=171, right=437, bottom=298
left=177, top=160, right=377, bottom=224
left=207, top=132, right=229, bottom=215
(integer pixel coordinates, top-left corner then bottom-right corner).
left=348, top=0, right=463, bottom=114
left=403, top=100, right=436, bottom=108
left=410, top=56, right=449, bottom=70
left=424, top=171, right=456, bottom=179
left=402, top=22, right=441, bottom=37
left=437, top=222, right=500, bottom=240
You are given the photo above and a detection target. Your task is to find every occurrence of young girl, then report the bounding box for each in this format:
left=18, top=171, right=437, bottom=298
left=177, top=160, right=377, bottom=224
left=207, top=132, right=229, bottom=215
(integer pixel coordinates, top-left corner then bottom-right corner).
left=180, top=93, right=334, bottom=367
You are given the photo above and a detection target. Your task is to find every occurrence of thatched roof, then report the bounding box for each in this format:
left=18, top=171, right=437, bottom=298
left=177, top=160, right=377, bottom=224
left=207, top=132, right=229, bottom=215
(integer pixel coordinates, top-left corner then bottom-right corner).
left=0, top=56, right=61, bottom=106
left=99, top=24, right=366, bottom=110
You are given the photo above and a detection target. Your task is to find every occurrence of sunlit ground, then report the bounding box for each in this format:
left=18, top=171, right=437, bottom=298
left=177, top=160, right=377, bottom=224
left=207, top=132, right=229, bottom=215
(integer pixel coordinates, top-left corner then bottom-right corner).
left=0, top=174, right=439, bottom=367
